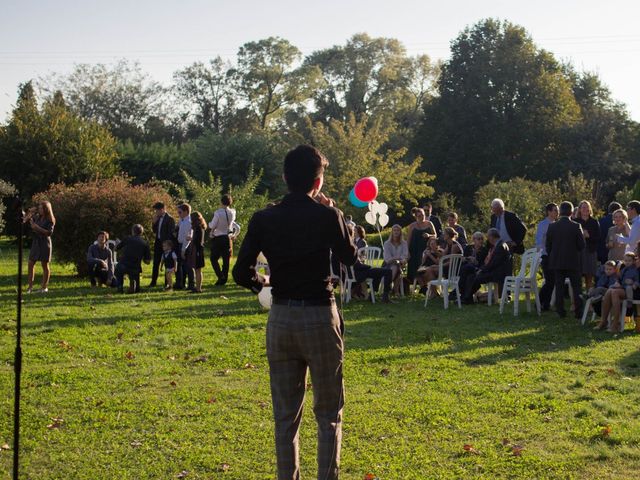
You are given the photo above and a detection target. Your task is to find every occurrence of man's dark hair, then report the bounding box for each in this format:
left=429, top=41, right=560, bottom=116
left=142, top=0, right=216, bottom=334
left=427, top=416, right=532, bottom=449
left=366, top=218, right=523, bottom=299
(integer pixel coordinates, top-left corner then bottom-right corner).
left=132, top=224, right=144, bottom=236
left=153, top=201, right=165, bottom=210
left=628, top=200, right=640, bottom=216
left=221, top=194, right=232, bottom=207
left=559, top=201, right=574, bottom=217
left=487, top=228, right=500, bottom=239
left=545, top=203, right=558, bottom=214
left=608, top=201, right=622, bottom=214
left=283, top=145, right=328, bottom=193
left=97, top=230, right=109, bottom=240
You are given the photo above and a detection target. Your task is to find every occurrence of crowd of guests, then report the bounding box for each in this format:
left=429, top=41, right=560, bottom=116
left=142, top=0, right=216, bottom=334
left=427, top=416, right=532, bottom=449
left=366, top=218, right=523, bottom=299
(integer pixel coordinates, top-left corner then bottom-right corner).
left=344, top=197, right=640, bottom=333
left=85, top=195, right=238, bottom=294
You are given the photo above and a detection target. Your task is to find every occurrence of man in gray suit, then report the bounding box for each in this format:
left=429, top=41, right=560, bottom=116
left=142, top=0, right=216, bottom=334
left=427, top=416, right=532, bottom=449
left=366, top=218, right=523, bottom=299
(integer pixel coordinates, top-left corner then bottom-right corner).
left=546, top=201, right=586, bottom=318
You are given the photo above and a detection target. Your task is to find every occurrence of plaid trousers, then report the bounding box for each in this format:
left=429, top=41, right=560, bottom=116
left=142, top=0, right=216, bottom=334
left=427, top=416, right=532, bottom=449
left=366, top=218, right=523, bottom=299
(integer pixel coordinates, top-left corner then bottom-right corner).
left=266, top=301, right=345, bottom=480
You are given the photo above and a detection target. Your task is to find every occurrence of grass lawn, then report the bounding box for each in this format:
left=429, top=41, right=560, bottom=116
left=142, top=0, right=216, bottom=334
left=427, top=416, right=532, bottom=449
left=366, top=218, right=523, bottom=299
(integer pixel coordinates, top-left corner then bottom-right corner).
left=1, top=238, right=639, bottom=479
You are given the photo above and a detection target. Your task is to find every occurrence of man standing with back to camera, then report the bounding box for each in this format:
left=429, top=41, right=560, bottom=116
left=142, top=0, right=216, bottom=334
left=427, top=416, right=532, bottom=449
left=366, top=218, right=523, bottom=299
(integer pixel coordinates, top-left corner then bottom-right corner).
left=233, top=145, right=357, bottom=480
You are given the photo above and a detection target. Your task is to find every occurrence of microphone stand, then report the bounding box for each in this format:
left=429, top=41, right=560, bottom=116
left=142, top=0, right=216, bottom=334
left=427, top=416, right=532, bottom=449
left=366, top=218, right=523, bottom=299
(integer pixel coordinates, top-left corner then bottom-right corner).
left=12, top=196, right=25, bottom=480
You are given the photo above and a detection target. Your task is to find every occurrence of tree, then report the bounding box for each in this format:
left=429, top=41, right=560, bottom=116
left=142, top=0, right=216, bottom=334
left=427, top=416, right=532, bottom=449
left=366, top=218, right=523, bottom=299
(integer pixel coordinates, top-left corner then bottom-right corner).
left=190, top=131, right=288, bottom=195
left=415, top=19, right=581, bottom=208
left=303, top=113, right=434, bottom=218
left=232, top=37, right=321, bottom=129
left=40, top=59, right=166, bottom=140
left=173, top=57, right=236, bottom=134
left=117, top=140, right=196, bottom=185
left=304, top=33, right=420, bottom=122
left=0, top=83, right=119, bottom=198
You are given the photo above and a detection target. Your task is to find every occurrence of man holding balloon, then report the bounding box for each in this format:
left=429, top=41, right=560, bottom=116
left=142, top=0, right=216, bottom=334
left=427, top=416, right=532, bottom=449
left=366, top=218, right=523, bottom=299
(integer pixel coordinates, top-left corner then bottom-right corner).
left=233, top=145, right=357, bottom=480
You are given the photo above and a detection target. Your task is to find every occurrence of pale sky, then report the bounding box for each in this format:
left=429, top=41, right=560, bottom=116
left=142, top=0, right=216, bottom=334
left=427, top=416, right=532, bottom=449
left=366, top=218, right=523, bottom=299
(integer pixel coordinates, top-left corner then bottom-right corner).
left=1, top=0, right=639, bottom=121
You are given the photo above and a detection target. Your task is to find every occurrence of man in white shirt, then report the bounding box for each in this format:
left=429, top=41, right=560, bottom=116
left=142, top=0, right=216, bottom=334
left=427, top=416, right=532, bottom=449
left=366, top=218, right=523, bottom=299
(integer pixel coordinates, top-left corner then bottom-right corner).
left=209, top=194, right=236, bottom=285
left=618, top=200, right=640, bottom=254
left=176, top=203, right=194, bottom=290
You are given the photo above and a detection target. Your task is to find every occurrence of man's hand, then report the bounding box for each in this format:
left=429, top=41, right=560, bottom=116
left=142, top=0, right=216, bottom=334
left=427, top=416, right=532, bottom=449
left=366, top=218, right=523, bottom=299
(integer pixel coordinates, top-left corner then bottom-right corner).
left=315, top=192, right=334, bottom=207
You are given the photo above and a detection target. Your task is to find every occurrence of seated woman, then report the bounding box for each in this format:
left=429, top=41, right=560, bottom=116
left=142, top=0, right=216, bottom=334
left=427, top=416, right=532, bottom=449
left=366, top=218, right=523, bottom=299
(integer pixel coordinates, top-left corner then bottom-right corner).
left=461, top=228, right=512, bottom=304
left=417, top=227, right=462, bottom=296
left=383, top=224, right=409, bottom=295
left=354, top=225, right=368, bottom=262
left=415, top=236, right=441, bottom=292
left=606, top=208, right=631, bottom=262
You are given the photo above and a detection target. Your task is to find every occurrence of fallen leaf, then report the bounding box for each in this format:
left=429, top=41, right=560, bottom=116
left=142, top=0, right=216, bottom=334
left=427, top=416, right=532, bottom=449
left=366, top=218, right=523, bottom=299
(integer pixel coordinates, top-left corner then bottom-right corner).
left=258, top=401, right=268, bottom=409
left=130, top=440, right=142, bottom=447
left=380, top=368, right=390, bottom=377
left=220, top=295, right=228, bottom=300
left=207, top=398, right=217, bottom=404
left=463, top=444, right=479, bottom=455
left=1, top=443, right=10, bottom=450
left=243, top=363, right=255, bottom=369
left=125, top=351, right=135, bottom=360
left=58, top=341, right=72, bottom=351
left=192, top=355, right=208, bottom=363
left=46, top=418, right=64, bottom=429
left=363, top=474, right=378, bottom=480
left=306, top=381, right=313, bottom=391
left=501, top=438, right=510, bottom=446
left=176, top=470, right=189, bottom=478
left=606, top=368, right=618, bottom=376
left=511, top=445, right=524, bottom=456
left=601, top=425, right=612, bottom=437
left=170, top=380, right=177, bottom=387
left=218, top=463, right=230, bottom=472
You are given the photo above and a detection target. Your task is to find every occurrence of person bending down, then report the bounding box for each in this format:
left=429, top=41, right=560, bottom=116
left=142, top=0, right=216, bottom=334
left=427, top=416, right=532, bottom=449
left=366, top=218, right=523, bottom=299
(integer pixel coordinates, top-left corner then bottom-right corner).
left=115, top=224, right=151, bottom=293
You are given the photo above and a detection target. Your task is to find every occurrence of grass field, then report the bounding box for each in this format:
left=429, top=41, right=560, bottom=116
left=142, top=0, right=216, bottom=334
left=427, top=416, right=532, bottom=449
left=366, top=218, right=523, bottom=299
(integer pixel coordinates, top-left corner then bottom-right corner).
left=1, top=239, right=639, bottom=479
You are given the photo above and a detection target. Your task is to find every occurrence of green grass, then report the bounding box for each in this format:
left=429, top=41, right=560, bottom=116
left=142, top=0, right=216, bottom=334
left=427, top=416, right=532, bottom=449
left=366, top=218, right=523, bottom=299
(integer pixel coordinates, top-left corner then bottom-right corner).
left=1, top=238, right=639, bottom=479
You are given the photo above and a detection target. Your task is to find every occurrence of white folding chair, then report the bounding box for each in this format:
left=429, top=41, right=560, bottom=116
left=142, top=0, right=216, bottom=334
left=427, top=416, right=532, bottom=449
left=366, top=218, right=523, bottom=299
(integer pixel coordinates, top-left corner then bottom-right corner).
left=581, top=296, right=601, bottom=325
left=485, top=282, right=500, bottom=306
left=619, top=299, right=640, bottom=333
left=549, top=278, right=575, bottom=310
left=342, top=265, right=375, bottom=304
left=359, top=246, right=382, bottom=267
left=500, top=248, right=542, bottom=316
left=424, top=254, right=463, bottom=309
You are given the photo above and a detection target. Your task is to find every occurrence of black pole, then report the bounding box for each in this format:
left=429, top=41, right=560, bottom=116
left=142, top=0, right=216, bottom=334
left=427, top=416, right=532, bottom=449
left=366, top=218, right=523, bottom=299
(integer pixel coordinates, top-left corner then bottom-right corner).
left=13, top=196, right=24, bottom=480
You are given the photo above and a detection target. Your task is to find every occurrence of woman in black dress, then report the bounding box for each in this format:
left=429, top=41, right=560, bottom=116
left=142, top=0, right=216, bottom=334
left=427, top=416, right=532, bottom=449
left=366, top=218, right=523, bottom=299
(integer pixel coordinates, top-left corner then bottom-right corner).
left=575, top=200, right=600, bottom=290
left=25, top=200, right=55, bottom=293
left=186, top=211, right=207, bottom=293
left=406, top=208, right=436, bottom=281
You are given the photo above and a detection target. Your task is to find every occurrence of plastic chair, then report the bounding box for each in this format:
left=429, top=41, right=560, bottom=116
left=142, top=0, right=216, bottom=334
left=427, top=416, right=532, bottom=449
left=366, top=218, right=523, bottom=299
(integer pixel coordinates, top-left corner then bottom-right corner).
left=342, top=265, right=375, bottom=304
left=619, top=299, right=640, bottom=333
left=424, top=254, right=463, bottom=309
left=500, top=248, right=542, bottom=316
left=359, top=246, right=382, bottom=267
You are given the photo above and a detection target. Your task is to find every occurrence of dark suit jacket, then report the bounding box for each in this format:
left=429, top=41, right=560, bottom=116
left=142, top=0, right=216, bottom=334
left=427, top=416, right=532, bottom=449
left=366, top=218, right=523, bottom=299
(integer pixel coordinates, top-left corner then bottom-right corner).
left=429, top=215, right=443, bottom=236
left=597, top=214, right=613, bottom=263
left=152, top=213, right=176, bottom=244
left=490, top=210, right=527, bottom=254
left=116, top=235, right=151, bottom=272
left=480, top=239, right=512, bottom=279
left=545, top=216, right=585, bottom=271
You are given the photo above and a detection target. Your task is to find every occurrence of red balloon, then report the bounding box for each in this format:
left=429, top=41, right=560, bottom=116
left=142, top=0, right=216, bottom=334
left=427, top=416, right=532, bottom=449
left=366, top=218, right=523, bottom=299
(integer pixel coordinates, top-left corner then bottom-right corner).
left=354, top=177, right=378, bottom=202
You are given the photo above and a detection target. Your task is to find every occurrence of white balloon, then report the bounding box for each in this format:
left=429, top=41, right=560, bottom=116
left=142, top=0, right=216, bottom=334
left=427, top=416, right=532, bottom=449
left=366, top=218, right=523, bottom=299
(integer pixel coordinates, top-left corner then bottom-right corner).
left=378, top=213, right=390, bottom=228
left=368, top=200, right=379, bottom=212
left=258, top=286, right=272, bottom=310
left=365, top=211, right=377, bottom=226
left=377, top=203, right=388, bottom=214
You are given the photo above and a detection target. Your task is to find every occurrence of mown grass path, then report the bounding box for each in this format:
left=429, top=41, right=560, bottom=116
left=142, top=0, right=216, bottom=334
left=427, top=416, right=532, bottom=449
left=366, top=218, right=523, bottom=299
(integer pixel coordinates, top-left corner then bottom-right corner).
left=1, top=240, right=639, bottom=479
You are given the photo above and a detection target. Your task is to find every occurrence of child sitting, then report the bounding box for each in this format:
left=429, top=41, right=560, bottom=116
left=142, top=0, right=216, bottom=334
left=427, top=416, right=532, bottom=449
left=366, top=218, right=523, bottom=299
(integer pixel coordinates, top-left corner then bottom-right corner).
left=587, top=260, right=618, bottom=300
left=415, top=236, right=442, bottom=293
left=162, top=239, right=178, bottom=290
left=618, top=252, right=639, bottom=300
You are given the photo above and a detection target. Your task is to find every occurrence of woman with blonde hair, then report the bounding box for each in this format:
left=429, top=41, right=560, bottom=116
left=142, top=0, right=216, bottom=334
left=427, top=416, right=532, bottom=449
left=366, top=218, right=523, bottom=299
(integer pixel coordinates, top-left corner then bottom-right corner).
left=575, top=200, right=600, bottom=290
left=25, top=200, right=55, bottom=293
left=383, top=224, right=409, bottom=295
left=606, top=208, right=631, bottom=261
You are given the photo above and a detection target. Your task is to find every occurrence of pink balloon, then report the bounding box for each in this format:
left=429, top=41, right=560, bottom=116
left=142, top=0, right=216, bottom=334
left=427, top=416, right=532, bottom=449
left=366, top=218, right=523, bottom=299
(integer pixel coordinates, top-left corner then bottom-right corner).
left=354, top=177, right=378, bottom=202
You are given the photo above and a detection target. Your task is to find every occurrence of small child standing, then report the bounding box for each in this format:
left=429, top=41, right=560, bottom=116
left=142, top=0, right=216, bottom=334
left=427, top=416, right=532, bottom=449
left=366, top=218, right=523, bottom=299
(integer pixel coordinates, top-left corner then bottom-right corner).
left=162, top=240, right=178, bottom=290
left=587, top=260, right=619, bottom=300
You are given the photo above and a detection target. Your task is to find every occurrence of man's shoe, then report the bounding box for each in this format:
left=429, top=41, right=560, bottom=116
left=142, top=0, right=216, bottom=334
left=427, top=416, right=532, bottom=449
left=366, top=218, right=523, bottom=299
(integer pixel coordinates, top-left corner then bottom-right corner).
left=148, top=283, right=157, bottom=288
left=381, top=293, right=395, bottom=304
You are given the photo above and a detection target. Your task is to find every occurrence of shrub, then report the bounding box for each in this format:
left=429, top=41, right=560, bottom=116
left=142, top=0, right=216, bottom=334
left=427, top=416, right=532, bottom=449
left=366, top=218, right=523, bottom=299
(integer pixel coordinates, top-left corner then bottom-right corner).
left=0, top=179, right=17, bottom=234
left=33, top=177, right=173, bottom=274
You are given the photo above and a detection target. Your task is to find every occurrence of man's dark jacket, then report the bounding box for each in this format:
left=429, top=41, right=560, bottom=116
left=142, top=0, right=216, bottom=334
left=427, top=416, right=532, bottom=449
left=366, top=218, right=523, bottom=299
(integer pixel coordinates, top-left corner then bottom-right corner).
left=545, top=216, right=585, bottom=271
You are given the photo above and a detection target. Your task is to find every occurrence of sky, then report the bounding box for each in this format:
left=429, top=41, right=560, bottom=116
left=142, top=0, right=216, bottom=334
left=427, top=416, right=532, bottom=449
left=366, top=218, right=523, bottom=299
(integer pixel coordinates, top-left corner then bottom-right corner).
left=1, top=0, right=639, bottom=121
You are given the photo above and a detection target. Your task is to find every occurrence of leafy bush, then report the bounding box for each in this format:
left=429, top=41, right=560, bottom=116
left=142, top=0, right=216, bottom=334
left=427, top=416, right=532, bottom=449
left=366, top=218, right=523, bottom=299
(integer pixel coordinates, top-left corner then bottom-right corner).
left=33, top=177, right=173, bottom=274
left=179, top=166, right=270, bottom=245
left=117, top=140, right=196, bottom=185
left=0, top=179, right=17, bottom=234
